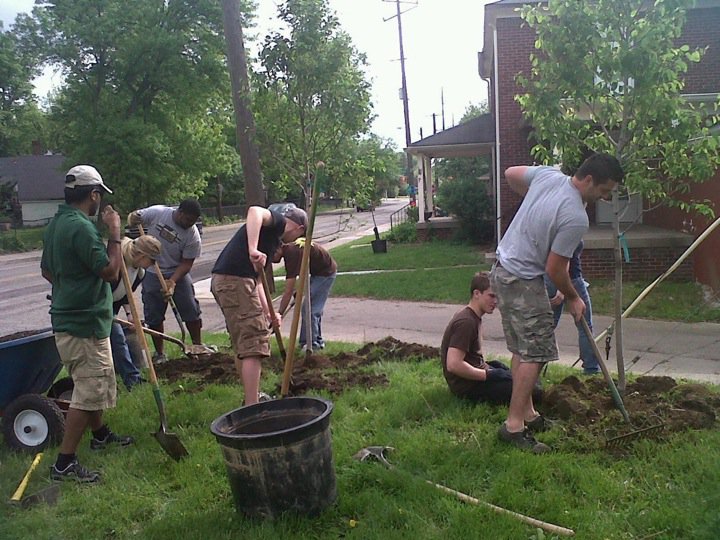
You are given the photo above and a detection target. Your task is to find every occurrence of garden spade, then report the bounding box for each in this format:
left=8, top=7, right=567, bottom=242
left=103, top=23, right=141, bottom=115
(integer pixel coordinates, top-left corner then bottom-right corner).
left=120, top=257, right=189, bottom=461
left=9, top=453, right=60, bottom=508
left=138, top=224, right=188, bottom=346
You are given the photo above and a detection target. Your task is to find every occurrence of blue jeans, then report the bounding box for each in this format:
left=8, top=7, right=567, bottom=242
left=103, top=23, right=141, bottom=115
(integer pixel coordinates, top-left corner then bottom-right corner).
left=299, top=273, right=336, bottom=349
left=544, top=275, right=600, bottom=373
left=110, top=321, right=143, bottom=390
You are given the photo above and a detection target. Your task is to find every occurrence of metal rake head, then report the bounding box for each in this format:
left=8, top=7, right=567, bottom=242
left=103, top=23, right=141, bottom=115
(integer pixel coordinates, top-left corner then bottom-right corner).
left=352, top=446, right=395, bottom=468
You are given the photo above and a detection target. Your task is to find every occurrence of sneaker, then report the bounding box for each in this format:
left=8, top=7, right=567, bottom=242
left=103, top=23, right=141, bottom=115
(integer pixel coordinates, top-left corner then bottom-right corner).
left=152, top=352, right=169, bottom=365
left=498, top=423, right=551, bottom=454
left=258, top=392, right=273, bottom=403
left=90, top=431, right=135, bottom=451
left=51, top=460, right=100, bottom=483
left=583, top=367, right=601, bottom=376
left=526, top=415, right=554, bottom=433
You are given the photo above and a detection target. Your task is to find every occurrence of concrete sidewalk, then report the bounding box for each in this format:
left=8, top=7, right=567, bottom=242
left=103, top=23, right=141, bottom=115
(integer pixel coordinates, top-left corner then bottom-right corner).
left=192, top=215, right=720, bottom=384
left=194, top=282, right=720, bottom=384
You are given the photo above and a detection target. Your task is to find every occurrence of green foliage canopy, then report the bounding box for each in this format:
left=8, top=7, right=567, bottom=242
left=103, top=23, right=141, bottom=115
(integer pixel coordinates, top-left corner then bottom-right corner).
left=517, top=0, right=720, bottom=217
left=25, top=0, right=244, bottom=211
left=254, top=0, right=374, bottom=204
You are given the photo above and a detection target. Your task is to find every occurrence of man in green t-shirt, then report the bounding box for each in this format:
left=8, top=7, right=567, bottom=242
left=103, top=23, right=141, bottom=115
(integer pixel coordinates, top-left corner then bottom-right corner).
left=41, top=165, right=134, bottom=484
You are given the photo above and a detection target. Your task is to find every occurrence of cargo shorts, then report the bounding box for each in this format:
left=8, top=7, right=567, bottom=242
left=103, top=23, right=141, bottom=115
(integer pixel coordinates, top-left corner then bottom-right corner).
left=490, top=264, right=559, bottom=363
left=54, top=332, right=117, bottom=411
left=210, top=274, right=270, bottom=360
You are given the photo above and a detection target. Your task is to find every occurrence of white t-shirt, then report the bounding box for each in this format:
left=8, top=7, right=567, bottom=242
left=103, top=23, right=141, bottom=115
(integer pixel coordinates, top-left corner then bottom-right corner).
left=497, top=166, right=588, bottom=279
left=138, top=205, right=202, bottom=273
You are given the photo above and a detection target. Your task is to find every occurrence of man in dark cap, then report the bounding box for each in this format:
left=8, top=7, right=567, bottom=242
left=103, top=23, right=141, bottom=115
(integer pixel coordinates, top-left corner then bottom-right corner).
left=211, top=205, right=307, bottom=405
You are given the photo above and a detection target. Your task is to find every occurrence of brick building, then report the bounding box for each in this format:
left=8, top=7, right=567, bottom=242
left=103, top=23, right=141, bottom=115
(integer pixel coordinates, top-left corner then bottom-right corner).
left=475, top=0, right=720, bottom=288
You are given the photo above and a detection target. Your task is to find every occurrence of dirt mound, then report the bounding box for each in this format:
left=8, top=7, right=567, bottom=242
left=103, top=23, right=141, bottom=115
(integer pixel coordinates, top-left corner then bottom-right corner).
left=154, top=337, right=434, bottom=396
left=543, top=375, right=719, bottom=448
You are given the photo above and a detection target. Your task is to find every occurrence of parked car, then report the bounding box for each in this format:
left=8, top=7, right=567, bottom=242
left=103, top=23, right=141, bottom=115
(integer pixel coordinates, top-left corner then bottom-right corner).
left=268, top=202, right=298, bottom=215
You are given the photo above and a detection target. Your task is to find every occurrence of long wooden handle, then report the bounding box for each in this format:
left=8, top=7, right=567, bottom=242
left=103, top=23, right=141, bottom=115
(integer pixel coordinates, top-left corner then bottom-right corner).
left=428, top=480, right=575, bottom=537
left=281, top=166, right=323, bottom=396
left=11, top=453, right=43, bottom=502
left=259, top=269, right=286, bottom=360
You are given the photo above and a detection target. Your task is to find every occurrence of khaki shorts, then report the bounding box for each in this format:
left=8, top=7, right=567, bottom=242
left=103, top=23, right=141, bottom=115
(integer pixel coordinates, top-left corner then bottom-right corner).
left=211, top=274, right=270, bottom=360
left=490, top=265, right=559, bottom=363
left=54, top=332, right=117, bottom=411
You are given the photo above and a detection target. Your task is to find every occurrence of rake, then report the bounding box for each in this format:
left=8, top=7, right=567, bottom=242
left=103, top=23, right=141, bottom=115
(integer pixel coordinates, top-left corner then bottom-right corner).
left=580, top=318, right=664, bottom=448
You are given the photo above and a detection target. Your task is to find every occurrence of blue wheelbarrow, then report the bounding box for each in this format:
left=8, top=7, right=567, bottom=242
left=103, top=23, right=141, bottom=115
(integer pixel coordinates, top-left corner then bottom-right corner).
left=0, top=329, right=72, bottom=452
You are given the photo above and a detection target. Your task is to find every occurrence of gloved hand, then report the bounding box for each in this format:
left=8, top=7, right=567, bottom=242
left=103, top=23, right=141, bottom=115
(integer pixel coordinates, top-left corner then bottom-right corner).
left=127, top=211, right=143, bottom=226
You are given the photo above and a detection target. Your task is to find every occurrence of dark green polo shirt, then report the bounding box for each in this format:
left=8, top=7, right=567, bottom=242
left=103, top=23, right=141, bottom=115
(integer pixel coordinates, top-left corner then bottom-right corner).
left=41, top=205, right=113, bottom=338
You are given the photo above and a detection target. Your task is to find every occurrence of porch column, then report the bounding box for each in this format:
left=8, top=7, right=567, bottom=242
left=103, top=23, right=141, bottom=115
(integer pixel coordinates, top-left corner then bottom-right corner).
left=417, top=159, right=426, bottom=223
left=424, top=155, right=433, bottom=217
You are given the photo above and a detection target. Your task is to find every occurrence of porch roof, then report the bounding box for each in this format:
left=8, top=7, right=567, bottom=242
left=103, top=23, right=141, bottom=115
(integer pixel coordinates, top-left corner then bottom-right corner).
left=406, top=113, right=495, bottom=158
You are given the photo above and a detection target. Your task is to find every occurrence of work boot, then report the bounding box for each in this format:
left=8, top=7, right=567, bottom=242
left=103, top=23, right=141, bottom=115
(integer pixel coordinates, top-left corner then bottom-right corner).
left=525, top=415, right=554, bottom=433
left=498, top=423, right=550, bottom=454
left=51, top=460, right=101, bottom=483
left=90, top=431, right=135, bottom=451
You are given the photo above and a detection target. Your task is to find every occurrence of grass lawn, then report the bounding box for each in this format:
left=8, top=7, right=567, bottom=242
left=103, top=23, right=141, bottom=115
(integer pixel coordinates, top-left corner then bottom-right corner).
left=1, top=335, right=719, bottom=539
left=328, top=236, right=720, bottom=322
left=0, top=226, right=46, bottom=252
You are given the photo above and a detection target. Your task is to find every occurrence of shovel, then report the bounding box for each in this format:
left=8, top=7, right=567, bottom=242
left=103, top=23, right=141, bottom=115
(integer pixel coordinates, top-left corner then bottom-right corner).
left=138, top=224, right=188, bottom=345
left=9, top=453, right=60, bottom=508
left=120, top=256, right=189, bottom=461
left=259, top=269, right=287, bottom=363
left=113, top=317, right=209, bottom=359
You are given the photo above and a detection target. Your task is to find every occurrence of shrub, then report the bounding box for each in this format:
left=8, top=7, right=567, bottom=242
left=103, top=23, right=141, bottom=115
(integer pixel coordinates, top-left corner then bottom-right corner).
left=385, top=221, right=417, bottom=243
left=436, top=177, right=494, bottom=243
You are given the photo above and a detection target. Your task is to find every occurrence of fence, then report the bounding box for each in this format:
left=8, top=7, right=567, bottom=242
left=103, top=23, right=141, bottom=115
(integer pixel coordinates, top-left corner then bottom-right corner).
left=390, top=203, right=412, bottom=230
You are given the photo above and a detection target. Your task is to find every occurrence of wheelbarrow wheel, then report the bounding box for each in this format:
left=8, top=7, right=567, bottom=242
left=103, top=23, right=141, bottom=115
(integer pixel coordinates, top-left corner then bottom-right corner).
left=2, top=394, right=65, bottom=452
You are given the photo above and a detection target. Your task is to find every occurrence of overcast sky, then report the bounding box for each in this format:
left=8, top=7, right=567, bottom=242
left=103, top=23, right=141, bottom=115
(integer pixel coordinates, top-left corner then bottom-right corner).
left=2, top=0, right=492, bottom=149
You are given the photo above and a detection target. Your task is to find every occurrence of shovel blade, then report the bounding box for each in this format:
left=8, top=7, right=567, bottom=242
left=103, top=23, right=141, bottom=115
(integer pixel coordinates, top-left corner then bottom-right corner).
left=154, top=429, right=189, bottom=461
left=20, top=484, right=60, bottom=508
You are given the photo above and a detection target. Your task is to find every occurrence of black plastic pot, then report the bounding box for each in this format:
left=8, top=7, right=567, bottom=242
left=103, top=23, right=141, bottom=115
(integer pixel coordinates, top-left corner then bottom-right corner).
left=210, top=397, right=336, bottom=519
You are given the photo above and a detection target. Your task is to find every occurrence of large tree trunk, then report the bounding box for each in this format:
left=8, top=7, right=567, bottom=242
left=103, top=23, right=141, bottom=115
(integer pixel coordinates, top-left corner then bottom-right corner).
left=221, top=0, right=266, bottom=207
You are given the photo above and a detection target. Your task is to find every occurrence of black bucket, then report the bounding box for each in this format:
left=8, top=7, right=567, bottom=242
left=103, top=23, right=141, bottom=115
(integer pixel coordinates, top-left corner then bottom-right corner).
left=371, top=239, right=387, bottom=254
left=210, top=397, right=336, bottom=519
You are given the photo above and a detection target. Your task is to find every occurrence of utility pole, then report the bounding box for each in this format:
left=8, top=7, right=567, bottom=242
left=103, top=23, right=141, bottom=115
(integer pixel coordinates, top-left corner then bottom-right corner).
left=383, top=0, right=417, bottom=185
left=441, top=87, right=446, bottom=131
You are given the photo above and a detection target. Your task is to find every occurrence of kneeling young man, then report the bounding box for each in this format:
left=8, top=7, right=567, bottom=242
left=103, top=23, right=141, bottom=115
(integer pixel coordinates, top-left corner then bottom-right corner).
left=441, top=272, right=542, bottom=405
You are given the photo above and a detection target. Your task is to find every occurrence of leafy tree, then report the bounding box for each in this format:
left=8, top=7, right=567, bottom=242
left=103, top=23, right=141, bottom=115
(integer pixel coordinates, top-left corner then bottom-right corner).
left=434, top=103, right=491, bottom=187
left=254, top=0, right=373, bottom=205
left=516, top=0, right=720, bottom=389
left=517, top=0, right=720, bottom=215
left=24, top=0, right=243, bottom=211
left=0, top=21, right=46, bottom=156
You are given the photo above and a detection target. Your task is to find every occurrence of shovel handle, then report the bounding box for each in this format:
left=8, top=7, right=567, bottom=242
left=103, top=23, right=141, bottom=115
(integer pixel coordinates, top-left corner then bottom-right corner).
left=11, top=453, right=43, bottom=502
left=259, top=269, right=286, bottom=361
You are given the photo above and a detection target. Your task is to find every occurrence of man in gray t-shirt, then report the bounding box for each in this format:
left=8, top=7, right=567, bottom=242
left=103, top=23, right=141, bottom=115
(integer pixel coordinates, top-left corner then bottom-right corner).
left=128, top=199, right=204, bottom=361
left=491, top=153, right=623, bottom=453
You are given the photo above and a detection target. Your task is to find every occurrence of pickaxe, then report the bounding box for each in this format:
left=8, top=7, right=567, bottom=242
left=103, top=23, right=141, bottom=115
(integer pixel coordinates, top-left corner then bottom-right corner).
left=353, top=446, right=575, bottom=537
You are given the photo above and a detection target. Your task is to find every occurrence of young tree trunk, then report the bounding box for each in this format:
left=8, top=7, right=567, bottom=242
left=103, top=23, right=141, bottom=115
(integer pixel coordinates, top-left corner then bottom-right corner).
left=221, top=0, right=266, bottom=207
left=612, top=190, right=626, bottom=392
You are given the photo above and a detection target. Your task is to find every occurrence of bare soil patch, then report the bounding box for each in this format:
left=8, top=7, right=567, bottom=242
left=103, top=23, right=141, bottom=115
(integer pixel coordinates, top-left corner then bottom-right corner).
left=543, top=375, right=720, bottom=447
left=154, top=338, right=719, bottom=446
left=154, top=336, right=439, bottom=396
